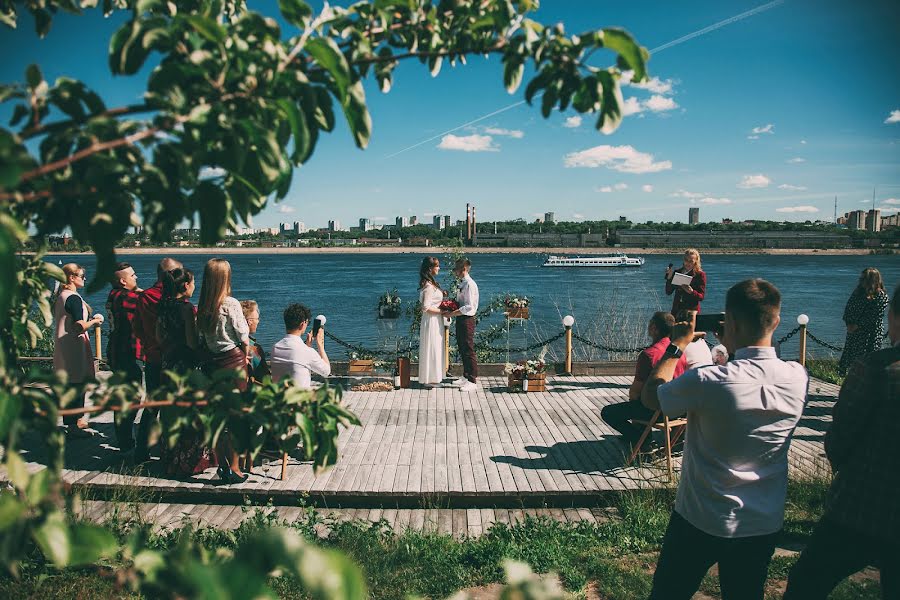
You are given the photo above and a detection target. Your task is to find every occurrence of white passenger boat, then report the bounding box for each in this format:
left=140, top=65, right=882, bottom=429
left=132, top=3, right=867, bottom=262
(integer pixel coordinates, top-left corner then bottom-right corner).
left=542, top=253, right=645, bottom=267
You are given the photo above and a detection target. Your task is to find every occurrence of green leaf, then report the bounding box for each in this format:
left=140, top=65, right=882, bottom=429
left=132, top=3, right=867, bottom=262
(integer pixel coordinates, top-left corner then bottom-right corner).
left=25, top=468, right=50, bottom=505
left=0, top=494, right=25, bottom=531
left=277, top=99, right=310, bottom=164
left=41, top=261, right=67, bottom=283
left=306, top=37, right=351, bottom=102
left=5, top=450, right=29, bottom=490
left=601, top=28, right=646, bottom=82
left=279, top=0, right=312, bottom=27
left=192, top=181, right=230, bottom=245
left=596, top=70, right=623, bottom=134
left=0, top=389, right=21, bottom=441
left=503, top=59, right=524, bottom=94
left=0, top=212, right=27, bottom=331
left=33, top=512, right=71, bottom=567
left=66, top=523, right=118, bottom=567
left=340, top=81, right=371, bottom=149
left=25, top=64, right=43, bottom=91
left=183, top=15, right=226, bottom=44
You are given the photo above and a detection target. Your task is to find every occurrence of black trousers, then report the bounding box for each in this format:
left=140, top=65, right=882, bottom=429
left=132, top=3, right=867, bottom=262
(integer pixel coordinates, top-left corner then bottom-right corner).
left=649, top=511, right=778, bottom=600
left=116, top=361, right=161, bottom=458
left=455, top=315, right=478, bottom=383
left=112, top=356, right=144, bottom=450
left=600, top=400, right=659, bottom=449
left=784, top=517, right=898, bottom=599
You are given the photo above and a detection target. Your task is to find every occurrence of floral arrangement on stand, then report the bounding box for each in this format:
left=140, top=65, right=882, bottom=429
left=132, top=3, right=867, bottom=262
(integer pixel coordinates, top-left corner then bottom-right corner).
left=505, top=358, right=546, bottom=391
left=505, top=295, right=530, bottom=319
left=377, top=289, right=402, bottom=319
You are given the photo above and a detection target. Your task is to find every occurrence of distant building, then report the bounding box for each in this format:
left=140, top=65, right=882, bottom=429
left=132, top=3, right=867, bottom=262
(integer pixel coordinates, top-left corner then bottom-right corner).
left=395, top=216, right=409, bottom=228
left=847, top=210, right=865, bottom=230
left=409, top=215, right=418, bottom=226
left=328, top=220, right=342, bottom=231
left=433, top=215, right=451, bottom=229
left=616, top=229, right=849, bottom=249
left=722, top=218, right=733, bottom=225
left=278, top=222, right=307, bottom=236
left=689, top=207, right=700, bottom=225
left=881, top=213, right=899, bottom=229
left=866, top=209, right=881, bottom=232
left=618, top=216, right=627, bottom=223
left=544, top=212, right=556, bottom=224
left=359, top=218, right=373, bottom=231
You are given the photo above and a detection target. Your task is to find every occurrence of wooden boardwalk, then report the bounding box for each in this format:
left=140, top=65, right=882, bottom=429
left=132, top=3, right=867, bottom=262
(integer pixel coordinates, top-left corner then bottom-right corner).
left=8, top=375, right=837, bottom=514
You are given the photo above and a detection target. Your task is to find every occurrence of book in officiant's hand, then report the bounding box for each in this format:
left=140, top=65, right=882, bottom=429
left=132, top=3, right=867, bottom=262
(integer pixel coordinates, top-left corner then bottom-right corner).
left=671, top=271, right=694, bottom=287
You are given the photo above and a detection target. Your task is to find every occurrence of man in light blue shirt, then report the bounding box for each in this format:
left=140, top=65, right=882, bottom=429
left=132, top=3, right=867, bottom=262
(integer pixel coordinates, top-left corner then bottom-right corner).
left=444, top=258, right=480, bottom=392
left=641, top=279, right=809, bottom=600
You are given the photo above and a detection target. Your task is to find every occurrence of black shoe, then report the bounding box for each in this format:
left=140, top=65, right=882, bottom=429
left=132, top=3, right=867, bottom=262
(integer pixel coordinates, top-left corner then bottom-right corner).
left=217, top=466, right=249, bottom=484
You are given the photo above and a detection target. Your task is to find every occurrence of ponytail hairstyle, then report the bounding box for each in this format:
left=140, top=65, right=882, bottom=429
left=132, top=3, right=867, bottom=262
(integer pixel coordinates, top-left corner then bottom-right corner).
left=161, top=267, right=194, bottom=300
left=419, top=256, right=442, bottom=291
left=197, top=258, right=232, bottom=333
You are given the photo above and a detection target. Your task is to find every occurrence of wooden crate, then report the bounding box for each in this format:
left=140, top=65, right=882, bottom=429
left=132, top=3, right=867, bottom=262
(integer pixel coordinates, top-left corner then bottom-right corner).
left=506, top=307, right=529, bottom=320
left=508, top=375, right=524, bottom=391
left=526, top=373, right=546, bottom=392
left=348, top=359, right=375, bottom=374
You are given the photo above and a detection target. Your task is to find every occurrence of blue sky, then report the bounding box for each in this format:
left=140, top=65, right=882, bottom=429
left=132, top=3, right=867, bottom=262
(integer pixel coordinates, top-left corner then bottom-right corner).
left=3, top=0, right=899, bottom=229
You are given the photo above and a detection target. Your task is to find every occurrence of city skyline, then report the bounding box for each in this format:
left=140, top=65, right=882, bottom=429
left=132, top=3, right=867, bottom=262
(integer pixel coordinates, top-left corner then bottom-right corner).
left=3, top=0, right=899, bottom=230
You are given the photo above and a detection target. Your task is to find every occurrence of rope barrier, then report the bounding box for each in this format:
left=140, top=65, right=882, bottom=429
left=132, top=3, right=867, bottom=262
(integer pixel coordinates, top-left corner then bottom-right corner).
left=806, top=330, right=844, bottom=352
left=776, top=326, right=801, bottom=346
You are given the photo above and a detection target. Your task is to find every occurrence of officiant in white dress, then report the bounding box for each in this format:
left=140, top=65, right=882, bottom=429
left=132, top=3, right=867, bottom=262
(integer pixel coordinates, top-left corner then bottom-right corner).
left=418, top=257, right=446, bottom=387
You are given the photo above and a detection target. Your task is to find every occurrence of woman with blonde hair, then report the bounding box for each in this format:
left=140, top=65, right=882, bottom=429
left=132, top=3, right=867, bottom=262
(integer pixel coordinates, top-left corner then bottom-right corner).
left=664, top=248, right=707, bottom=315
left=839, top=267, right=889, bottom=374
left=196, top=258, right=251, bottom=483
left=53, top=263, right=104, bottom=437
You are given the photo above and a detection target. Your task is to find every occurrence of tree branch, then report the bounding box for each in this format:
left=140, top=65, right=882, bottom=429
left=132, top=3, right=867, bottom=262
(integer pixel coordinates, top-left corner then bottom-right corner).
left=20, top=103, right=157, bottom=140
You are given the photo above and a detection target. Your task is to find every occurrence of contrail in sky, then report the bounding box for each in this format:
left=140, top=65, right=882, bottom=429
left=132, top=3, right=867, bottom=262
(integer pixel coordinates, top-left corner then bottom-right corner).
left=383, top=0, right=786, bottom=159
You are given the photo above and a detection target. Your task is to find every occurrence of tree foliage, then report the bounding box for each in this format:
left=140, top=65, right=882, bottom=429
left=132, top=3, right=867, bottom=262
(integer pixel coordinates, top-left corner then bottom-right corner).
left=0, top=1, right=647, bottom=596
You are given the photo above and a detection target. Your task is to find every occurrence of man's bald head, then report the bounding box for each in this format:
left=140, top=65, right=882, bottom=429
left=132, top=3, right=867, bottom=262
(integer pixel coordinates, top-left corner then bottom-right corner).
left=157, top=257, right=184, bottom=280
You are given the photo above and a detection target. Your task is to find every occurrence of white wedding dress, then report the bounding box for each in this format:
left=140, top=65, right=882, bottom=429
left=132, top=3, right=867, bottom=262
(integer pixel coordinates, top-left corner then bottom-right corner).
left=418, top=283, right=445, bottom=385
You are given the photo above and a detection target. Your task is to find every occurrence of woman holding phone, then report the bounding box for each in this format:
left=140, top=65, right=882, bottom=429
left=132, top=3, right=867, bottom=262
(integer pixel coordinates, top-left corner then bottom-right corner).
left=665, top=248, right=707, bottom=315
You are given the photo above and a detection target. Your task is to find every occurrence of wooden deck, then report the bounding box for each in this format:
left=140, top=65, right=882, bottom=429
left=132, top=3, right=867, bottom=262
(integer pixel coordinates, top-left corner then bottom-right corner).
left=7, top=375, right=837, bottom=512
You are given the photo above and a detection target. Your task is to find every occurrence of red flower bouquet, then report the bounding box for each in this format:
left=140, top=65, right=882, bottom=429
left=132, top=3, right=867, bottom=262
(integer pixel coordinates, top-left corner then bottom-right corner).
left=439, top=299, right=459, bottom=312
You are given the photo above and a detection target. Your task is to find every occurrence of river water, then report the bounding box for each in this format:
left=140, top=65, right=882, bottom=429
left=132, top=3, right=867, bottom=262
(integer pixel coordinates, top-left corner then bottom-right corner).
left=46, top=252, right=899, bottom=362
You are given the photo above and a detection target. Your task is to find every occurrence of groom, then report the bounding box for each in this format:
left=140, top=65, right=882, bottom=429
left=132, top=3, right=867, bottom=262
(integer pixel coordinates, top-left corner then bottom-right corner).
left=445, top=258, right=480, bottom=392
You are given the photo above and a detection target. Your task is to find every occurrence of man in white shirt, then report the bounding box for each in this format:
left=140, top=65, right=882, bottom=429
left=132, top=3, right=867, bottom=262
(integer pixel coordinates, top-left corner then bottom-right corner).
left=444, top=258, right=480, bottom=392
left=641, top=279, right=808, bottom=600
left=270, top=303, right=331, bottom=389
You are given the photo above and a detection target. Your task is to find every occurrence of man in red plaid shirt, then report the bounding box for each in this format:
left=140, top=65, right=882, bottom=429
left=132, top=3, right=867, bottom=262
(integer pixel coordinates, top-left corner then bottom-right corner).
left=106, top=262, right=144, bottom=453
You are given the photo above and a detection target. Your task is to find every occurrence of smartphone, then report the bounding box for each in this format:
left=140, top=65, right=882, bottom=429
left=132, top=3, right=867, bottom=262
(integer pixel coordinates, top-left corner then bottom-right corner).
left=312, top=315, right=325, bottom=335
left=694, top=312, right=725, bottom=333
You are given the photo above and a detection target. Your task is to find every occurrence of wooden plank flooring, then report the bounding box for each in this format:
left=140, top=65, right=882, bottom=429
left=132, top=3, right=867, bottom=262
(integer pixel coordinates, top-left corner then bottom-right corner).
left=6, top=376, right=835, bottom=508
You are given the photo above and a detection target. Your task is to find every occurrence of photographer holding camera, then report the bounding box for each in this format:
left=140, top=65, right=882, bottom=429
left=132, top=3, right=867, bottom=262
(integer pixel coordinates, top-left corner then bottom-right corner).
left=270, top=303, right=330, bottom=390
left=641, top=279, right=809, bottom=600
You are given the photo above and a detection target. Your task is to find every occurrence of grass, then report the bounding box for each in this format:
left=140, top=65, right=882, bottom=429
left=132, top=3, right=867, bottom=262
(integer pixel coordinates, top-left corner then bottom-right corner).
left=0, top=481, right=884, bottom=599
left=806, top=358, right=844, bottom=385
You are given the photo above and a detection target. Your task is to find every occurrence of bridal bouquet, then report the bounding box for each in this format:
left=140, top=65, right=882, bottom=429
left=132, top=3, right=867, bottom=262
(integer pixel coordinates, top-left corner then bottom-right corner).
left=439, top=299, right=459, bottom=312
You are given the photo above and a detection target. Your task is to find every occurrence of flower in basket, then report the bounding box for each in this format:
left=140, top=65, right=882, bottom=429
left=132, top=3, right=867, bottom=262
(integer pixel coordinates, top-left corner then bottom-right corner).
left=504, top=361, right=527, bottom=378
left=377, top=289, right=402, bottom=309
left=524, top=359, right=546, bottom=375
left=505, top=295, right=529, bottom=309
left=439, top=299, right=459, bottom=313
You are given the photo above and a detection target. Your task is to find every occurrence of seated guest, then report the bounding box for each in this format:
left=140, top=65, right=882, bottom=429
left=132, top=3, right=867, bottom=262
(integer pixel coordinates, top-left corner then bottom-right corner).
left=270, top=303, right=330, bottom=389
left=105, top=262, right=144, bottom=452
left=684, top=336, right=713, bottom=369
left=641, top=280, right=809, bottom=600
left=784, top=284, right=900, bottom=599
left=600, top=312, right=687, bottom=453
left=240, top=300, right=270, bottom=382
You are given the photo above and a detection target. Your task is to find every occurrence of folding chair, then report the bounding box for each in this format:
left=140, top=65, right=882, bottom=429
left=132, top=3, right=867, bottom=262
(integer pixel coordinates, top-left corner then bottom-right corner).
left=626, top=410, right=687, bottom=481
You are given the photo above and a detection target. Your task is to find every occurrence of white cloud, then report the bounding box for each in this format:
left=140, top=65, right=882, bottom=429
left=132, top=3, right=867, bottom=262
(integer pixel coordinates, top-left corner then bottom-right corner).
left=620, top=71, right=675, bottom=95
left=747, top=135, right=760, bottom=140
left=642, top=184, right=654, bottom=193
left=670, top=189, right=704, bottom=199
left=644, top=95, right=678, bottom=112
left=778, top=184, right=808, bottom=191
left=883, top=198, right=900, bottom=205
left=563, top=115, right=582, bottom=128
left=621, top=97, right=643, bottom=116
left=615, top=182, right=628, bottom=190
left=698, top=197, right=732, bottom=205
left=277, top=204, right=295, bottom=214
left=438, top=134, right=498, bottom=152
left=564, top=144, right=673, bottom=174
left=787, top=157, right=806, bottom=164
left=596, top=186, right=613, bottom=193
left=572, top=213, right=586, bottom=219
left=884, top=109, right=900, bottom=124
left=776, top=205, right=819, bottom=213
left=199, top=166, right=226, bottom=179
left=484, top=127, right=524, bottom=138
left=751, top=124, right=775, bottom=135
left=738, top=174, right=771, bottom=189
left=800, top=139, right=807, bottom=144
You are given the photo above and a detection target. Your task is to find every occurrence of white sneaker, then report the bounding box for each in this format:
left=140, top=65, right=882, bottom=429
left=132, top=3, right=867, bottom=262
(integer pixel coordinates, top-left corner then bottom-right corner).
left=459, top=381, right=479, bottom=393
left=452, top=376, right=468, bottom=387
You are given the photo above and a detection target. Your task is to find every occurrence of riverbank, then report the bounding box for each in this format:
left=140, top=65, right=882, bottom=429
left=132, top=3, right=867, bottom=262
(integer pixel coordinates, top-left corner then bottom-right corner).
left=30, top=246, right=880, bottom=256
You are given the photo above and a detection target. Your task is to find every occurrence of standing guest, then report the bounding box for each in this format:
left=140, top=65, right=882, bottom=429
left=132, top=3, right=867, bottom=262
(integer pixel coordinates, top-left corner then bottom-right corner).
left=196, top=258, right=251, bottom=484
left=784, top=284, right=900, bottom=599
left=132, top=257, right=183, bottom=462
left=443, top=258, right=480, bottom=393
left=664, top=248, right=707, bottom=315
left=417, top=257, right=445, bottom=388
left=105, top=262, right=144, bottom=452
left=838, top=267, right=889, bottom=375
left=601, top=312, right=687, bottom=453
left=156, top=267, right=216, bottom=476
left=641, top=280, right=809, bottom=600
left=270, top=303, right=331, bottom=389
left=240, top=300, right=270, bottom=382
left=53, top=263, right=104, bottom=437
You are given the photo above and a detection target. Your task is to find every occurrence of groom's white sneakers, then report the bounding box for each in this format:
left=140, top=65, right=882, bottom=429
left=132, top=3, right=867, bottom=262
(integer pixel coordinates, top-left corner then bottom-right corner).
left=452, top=376, right=468, bottom=387
left=459, top=381, right=478, bottom=393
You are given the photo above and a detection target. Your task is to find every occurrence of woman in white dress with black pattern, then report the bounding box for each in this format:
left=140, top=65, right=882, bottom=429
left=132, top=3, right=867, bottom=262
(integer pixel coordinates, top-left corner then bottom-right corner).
left=418, top=257, right=445, bottom=387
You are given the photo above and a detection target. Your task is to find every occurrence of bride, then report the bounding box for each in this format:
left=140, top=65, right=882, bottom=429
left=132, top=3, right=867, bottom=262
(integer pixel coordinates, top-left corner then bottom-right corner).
left=418, top=257, right=445, bottom=387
